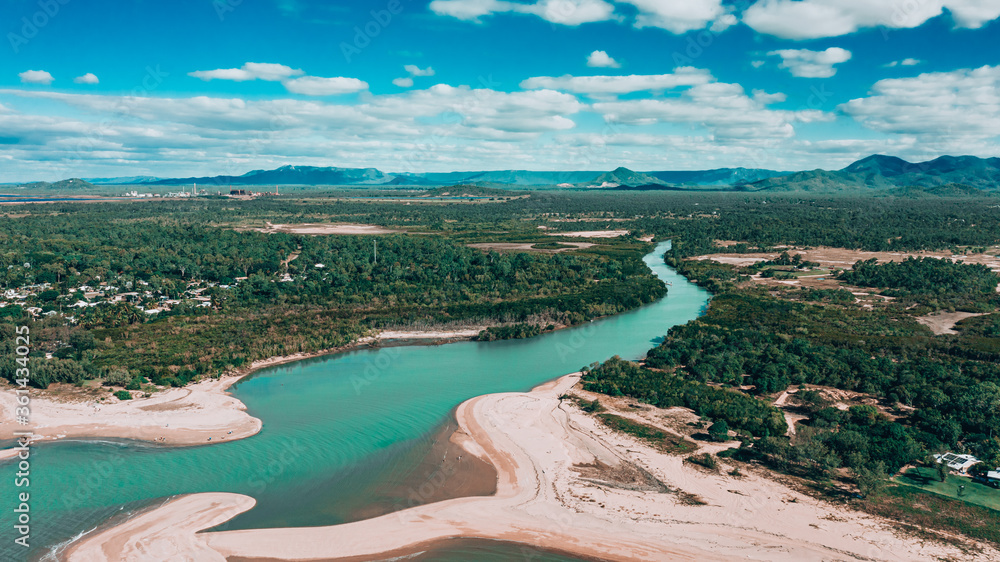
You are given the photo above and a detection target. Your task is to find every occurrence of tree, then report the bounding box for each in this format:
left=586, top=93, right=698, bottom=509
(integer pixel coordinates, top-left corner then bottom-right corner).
left=709, top=420, right=730, bottom=442
left=855, top=461, right=888, bottom=498
left=937, top=458, right=949, bottom=483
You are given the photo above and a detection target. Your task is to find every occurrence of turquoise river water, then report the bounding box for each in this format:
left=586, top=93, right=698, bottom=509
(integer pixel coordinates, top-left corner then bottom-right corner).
left=2, top=241, right=709, bottom=561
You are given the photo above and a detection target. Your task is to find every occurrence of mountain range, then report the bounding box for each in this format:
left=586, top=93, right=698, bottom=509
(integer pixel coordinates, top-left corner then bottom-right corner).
left=6, top=155, right=998, bottom=192
left=81, top=164, right=787, bottom=188
left=742, top=155, right=1000, bottom=192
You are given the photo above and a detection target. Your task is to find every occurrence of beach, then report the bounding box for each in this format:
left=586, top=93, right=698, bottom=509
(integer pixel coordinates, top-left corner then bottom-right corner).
left=0, top=328, right=482, bottom=451
left=63, top=373, right=995, bottom=561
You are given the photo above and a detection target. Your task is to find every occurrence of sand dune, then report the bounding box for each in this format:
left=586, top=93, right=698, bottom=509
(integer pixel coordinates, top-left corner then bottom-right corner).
left=64, top=373, right=994, bottom=561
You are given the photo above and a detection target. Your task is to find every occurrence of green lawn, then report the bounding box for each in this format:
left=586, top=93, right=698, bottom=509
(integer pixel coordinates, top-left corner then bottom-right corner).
left=895, top=467, right=1000, bottom=512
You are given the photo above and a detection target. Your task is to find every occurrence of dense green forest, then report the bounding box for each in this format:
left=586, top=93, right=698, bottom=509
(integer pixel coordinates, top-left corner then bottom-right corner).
left=0, top=198, right=671, bottom=388
left=1, top=192, right=998, bottom=391
left=837, top=257, right=1000, bottom=310
left=1, top=189, right=999, bottom=545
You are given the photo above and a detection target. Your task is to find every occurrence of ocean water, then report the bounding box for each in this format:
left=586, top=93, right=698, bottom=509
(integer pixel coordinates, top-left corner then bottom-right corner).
left=1, top=241, right=710, bottom=560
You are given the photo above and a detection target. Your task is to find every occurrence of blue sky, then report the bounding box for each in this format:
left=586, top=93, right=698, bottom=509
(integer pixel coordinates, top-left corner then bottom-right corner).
left=0, top=0, right=998, bottom=181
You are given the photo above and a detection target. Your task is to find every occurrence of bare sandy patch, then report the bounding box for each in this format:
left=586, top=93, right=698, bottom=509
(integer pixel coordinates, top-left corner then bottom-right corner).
left=698, top=246, right=1000, bottom=272
left=467, top=242, right=594, bottom=253
left=547, top=229, right=630, bottom=238
left=65, top=374, right=994, bottom=561
left=915, top=311, right=987, bottom=335
left=251, top=223, right=403, bottom=235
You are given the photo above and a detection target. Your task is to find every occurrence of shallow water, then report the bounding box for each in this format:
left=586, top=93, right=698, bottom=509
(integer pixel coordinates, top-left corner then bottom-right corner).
left=1, top=241, right=709, bottom=560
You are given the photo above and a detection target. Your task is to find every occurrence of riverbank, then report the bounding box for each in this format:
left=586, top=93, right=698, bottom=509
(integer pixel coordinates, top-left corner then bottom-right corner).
left=0, top=328, right=483, bottom=451
left=65, top=372, right=991, bottom=561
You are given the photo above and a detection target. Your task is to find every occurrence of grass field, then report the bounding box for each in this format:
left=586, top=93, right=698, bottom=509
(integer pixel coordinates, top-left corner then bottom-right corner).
left=895, top=467, right=1000, bottom=512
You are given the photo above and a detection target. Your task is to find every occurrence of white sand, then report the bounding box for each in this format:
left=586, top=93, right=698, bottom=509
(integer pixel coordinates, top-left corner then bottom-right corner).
left=548, top=229, right=630, bottom=238
left=369, top=329, right=482, bottom=340
left=254, top=223, right=402, bottom=235
left=64, top=374, right=993, bottom=561
left=915, top=311, right=986, bottom=335
left=0, top=375, right=261, bottom=447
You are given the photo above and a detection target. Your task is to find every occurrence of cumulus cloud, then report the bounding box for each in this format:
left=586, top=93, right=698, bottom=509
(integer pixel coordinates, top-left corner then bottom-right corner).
left=593, top=81, right=831, bottom=140
left=520, top=67, right=712, bottom=94
left=883, top=58, right=922, bottom=68
left=189, top=62, right=304, bottom=82
left=282, top=76, right=369, bottom=95
left=404, top=65, right=435, bottom=77
left=19, top=70, right=54, bottom=85
left=430, top=0, right=733, bottom=31
left=618, top=0, right=733, bottom=33
left=429, top=0, right=616, bottom=25
left=74, top=73, right=100, bottom=85
left=586, top=50, right=620, bottom=68
left=393, top=65, right=436, bottom=89
left=840, top=65, right=1000, bottom=148
left=744, top=0, right=1000, bottom=40
left=768, top=47, right=852, bottom=78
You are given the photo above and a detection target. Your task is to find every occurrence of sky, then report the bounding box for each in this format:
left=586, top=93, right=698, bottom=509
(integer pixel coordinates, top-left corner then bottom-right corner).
left=0, top=0, right=998, bottom=181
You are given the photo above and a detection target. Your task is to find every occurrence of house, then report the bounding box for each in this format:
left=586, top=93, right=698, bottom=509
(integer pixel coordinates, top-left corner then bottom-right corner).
left=935, top=453, right=981, bottom=474
left=988, top=470, right=1000, bottom=483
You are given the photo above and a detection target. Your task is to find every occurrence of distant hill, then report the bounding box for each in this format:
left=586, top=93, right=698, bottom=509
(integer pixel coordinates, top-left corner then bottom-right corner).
left=414, top=170, right=599, bottom=186
left=16, top=178, right=96, bottom=190
left=647, top=167, right=789, bottom=186
left=150, top=165, right=390, bottom=186
left=85, top=175, right=162, bottom=185
left=586, top=167, right=666, bottom=188
left=747, top=155, right=1000, bottom=192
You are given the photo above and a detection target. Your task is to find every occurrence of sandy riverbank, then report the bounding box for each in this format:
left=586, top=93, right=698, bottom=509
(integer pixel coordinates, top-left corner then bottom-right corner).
left=0, top=328, right=483, bottom=452
left=65, top=373, right=995, bottom=561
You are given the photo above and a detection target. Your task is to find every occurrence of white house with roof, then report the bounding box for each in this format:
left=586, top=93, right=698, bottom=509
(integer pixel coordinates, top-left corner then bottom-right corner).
left=934, top=453, right=980, bottom=474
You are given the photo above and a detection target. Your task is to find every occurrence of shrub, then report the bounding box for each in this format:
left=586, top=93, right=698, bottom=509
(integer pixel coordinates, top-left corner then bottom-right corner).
left=102, top=367, right=132, bottom=387
left=114, top=390, right=132, bottom=400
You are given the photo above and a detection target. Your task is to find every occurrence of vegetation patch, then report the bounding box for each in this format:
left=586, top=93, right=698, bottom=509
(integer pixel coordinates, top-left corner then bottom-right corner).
left=596, top=412, right=696, bottom=455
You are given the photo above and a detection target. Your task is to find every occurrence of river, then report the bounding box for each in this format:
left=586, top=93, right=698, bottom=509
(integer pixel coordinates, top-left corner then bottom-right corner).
left=2, top=240, right=710, bottom=560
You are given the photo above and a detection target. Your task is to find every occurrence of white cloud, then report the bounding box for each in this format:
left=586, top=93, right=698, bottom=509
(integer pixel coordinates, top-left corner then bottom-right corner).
left=768, top=47, right=852, bottom=78
left=884, top=58, right=922, bottom=68
left=520, top=67, right=712, bottom=94
left=74, top=73, right=100, bottom=85
left=430, top=0, right=734, bottom=31
left=282, top=76, right=369, bottom=95
left=393, top=65, right=436, bottom=88
left=404, top=65, right=435, bottom=77
left=618, top=0, right=732, bottom=33
left=586, top=50, right=620, bottom=68
left=840, top=65, right=1000, bottom=149
left=744, top=0, right=1000, bottom=40
left=19, top=70, right=54, bottom=85
left=189, top=62, right=304, bottom=82
left=429, top=0, right=616, bottom=25
left=592, top=81, right=831, bottom=140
